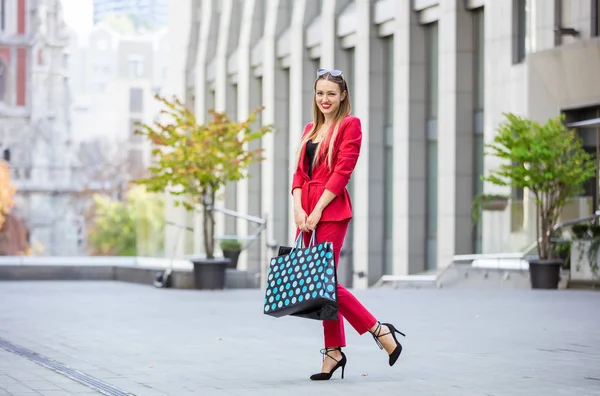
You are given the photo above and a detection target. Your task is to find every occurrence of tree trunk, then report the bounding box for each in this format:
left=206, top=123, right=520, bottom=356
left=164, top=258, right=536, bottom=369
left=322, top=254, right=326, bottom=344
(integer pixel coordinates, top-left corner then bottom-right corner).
left=201, top=191, right=216, bottom=259
left=535, top=196, right=542, bottom=259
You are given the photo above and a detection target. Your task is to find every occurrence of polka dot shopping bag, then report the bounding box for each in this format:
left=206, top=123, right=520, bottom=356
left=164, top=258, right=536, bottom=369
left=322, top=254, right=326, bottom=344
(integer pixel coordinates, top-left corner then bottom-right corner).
left=263, top=231, right=338, bottom=321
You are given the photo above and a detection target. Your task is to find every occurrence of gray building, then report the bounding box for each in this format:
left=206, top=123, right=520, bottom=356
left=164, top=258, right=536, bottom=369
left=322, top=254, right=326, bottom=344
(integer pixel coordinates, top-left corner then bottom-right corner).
left=164, top=0, right=600, bottom=289
left=0, top=0, right=81, bottom=255
left=93, top=0, right=169, bottom=30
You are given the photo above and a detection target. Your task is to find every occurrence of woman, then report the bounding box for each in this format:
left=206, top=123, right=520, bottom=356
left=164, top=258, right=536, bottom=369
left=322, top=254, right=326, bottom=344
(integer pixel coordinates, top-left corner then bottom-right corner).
left=291, top=68, right=406, bottom=381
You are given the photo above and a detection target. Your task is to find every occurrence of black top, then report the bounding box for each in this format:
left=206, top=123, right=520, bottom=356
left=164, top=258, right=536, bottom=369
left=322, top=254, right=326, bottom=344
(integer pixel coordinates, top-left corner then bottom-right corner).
left=306, top=140, right=318, bottom=179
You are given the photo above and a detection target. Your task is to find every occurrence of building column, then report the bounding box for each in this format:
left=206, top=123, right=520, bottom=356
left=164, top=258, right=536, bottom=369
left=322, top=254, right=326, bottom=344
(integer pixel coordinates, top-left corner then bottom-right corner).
left=193, top=0, right=217, bottom=255
left=482, top=0, right=524, bottom=253
left=320, top=0, right=336, bottom=69
left=235, top=0, right=255, bottom=269
left=437, top=0, right=476, bottom=267
left=203, top=0, right=233, bottom=258
left=272, top=3, right=293, bottom=272
left=259, top=0, right=279, bottom=284
left=333, top=0, right=355, bottom=286
left=245, top=1, right=265, bottom=274
left=164, top=0, right=193, bottom=259
left=287, top=0, right=308, bottom=242
left=393, top=1, right=428, bottom=275
left=352, top=0, right=374, bottom=289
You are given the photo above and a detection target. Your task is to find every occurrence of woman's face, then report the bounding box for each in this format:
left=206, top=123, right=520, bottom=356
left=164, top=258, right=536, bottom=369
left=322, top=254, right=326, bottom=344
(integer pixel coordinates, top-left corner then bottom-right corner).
left=315, top=79, right=345, bottom=117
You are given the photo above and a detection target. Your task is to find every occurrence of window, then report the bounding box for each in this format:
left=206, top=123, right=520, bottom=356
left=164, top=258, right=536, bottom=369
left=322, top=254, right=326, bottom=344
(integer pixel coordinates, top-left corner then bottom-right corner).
left=344, top=47, right=356, bottom=286
left=473, top=8, right=485, bottom=253
left=128, top=56, right=144, bottom=78
left=128, top=149, right=144, bottom=175
left=425, top=22, right=439, bottom=271
left=0, top=60, right=6, bottom=102
left=0, top=0, right=5, bottom=32
left=513, top=0, right=528, bottom=63
left=383, top=36, right=394, bottom=275
left=563, top=106, right=600, bottom=210
left=129, top=118, right=142, bottom=143
left=593, top=0, right=599, bottom=37
left=129, top=88, right=143, bottom=112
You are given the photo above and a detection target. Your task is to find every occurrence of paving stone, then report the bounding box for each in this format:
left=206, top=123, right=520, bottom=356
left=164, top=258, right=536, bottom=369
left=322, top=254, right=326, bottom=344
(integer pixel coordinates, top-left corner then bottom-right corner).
left=0, top=281, right=599, bottom=396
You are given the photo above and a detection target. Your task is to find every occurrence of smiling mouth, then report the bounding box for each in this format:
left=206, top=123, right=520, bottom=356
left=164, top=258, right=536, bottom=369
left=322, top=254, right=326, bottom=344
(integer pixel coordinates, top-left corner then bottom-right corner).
left=321, top=104, right=331, bottom=109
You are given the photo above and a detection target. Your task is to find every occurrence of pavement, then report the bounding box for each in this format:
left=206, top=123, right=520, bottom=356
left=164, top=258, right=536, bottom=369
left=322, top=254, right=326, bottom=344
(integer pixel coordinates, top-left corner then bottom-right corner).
left=0, top=281, right=599, bottom=396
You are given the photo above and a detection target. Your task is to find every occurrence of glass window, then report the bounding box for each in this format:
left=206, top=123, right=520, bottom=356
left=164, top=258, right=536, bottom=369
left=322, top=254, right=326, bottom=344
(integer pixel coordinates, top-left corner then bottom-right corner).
left=426, top=139, right=438, bottom=270
left=593, top=0, right=599, bottom=37
left=0, top=60, right=6, bottom=102
left=129, top=118, right=142, bottom=143
left=513, top=0, right=528, bottom=63
left=475, top=9, right=484, bottom=111
left=0, top=0, right=5, bottom=32
left=128, top=149, right=144, bottom=173
left=347, top=48, right=355, bottom=103
left=426, top=22, right=438, bottom=271
left=129, top=88, right=144, bottom=112
left=383, top=36, right=394, bottom=275
left=473, top=8, right=485, bottom=253
left=385, top=37, right=394, bottom=127
left=427, top=23, right=438, bottom=119
left=128, top=56, right=145, bottom=78
left=346, top=48, right=355, bottom=199
left=344, top=47, right=355, bottom=285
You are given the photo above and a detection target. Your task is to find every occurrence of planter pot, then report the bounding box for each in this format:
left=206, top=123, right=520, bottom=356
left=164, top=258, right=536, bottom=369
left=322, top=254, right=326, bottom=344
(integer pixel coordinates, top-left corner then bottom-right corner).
left=481, top=197, right=509, bottom=211
left=222, top=250, right=241, bottom=269
left=528, top=259, right=562, bottom=289
left=190, top=257, right=230, bottom=290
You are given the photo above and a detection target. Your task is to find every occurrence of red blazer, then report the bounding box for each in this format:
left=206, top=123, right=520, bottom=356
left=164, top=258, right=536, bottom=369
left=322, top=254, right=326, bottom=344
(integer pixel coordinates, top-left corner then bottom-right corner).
left=291, top=115, right=362, bottom=223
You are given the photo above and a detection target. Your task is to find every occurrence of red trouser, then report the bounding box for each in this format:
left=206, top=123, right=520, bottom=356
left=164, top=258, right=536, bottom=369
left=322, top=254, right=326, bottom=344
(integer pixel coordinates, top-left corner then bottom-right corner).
left=298, top=220, right=377, bottom=348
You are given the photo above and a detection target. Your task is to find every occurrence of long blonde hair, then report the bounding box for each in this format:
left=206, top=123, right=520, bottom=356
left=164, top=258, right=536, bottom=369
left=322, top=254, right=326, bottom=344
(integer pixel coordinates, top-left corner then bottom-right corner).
left=295, top=72, right=352, bottom=170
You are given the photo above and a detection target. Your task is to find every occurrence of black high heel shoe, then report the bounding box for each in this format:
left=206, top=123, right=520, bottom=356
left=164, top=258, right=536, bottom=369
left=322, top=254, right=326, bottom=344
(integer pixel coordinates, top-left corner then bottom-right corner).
left=309, top=347, right=347, bottom=381
left=371, top=321, right=406, bottom=366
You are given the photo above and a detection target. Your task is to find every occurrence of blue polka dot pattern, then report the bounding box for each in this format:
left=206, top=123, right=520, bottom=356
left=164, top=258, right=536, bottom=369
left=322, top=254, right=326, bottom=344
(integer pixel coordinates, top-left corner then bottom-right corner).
left=264, top=239, right=338, bottom=316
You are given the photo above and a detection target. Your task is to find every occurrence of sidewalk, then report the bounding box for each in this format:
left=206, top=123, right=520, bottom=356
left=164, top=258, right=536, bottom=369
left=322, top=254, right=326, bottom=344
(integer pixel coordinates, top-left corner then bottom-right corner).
left=0, top=348, right=100, bottom=395
left=0, top=281, right=599, bottom=396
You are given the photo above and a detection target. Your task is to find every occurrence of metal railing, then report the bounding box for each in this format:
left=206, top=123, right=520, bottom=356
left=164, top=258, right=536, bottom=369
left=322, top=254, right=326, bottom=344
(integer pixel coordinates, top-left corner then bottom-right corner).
left=373, top=210, right=600, bottom=288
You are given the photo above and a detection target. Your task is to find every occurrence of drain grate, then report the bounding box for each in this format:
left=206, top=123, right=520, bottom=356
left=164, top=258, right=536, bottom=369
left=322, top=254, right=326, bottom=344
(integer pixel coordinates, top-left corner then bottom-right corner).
left=0, top=337, right=134, bottom=396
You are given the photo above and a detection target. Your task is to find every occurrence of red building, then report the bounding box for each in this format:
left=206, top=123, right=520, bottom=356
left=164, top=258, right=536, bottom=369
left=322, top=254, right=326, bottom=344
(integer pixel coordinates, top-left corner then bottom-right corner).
left=0, top=0, right=29, bottom=108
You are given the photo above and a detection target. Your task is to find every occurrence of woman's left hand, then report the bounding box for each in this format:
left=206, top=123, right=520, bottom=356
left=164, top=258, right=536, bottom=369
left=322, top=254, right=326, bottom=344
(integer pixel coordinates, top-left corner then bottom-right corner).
left=306, top=208, right=323, bottom=231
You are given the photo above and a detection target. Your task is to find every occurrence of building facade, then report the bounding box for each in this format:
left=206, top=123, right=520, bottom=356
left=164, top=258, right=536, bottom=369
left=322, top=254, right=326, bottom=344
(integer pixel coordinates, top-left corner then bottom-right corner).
left=0, top=0, right=81, bottom=255
left=66, top=22, right=169, bottom=253
left=164, top=0, right=600, bottom=288
left=69, top=23, right=168, bottom=172
left=93, top=0, right=169, bottom=31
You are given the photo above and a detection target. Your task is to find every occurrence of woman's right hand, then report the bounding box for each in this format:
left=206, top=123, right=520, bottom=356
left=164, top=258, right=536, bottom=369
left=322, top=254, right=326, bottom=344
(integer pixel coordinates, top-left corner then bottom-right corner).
left=294, top=206, right=308, bottom=232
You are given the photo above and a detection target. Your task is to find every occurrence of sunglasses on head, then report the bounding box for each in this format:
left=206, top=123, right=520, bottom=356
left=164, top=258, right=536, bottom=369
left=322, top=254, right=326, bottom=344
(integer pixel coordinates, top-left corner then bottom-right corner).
left=316, top=68, right=343, bottom=78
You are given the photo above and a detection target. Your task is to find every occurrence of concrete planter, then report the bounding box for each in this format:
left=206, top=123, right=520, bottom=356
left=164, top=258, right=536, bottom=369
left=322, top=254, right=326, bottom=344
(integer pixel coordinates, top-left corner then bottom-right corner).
left=570, top=240, right=600, bottom=285
left=481, top=197, right=509, bottom=211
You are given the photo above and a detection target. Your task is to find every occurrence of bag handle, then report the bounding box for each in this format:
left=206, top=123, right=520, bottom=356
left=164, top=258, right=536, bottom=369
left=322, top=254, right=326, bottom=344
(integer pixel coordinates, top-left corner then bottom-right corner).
left=308, top=230, right=317, bottom=247
left=290, top=232, right=304, bottom=253
left=290, top=230, right=317, bottom=252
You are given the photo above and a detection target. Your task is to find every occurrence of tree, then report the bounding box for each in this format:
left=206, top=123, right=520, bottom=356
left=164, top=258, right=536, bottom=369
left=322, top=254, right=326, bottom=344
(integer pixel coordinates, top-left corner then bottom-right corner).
left=135, top=95, right=272, bottom=259
left=87, top=185, right=164, bottom=256
left=0, top=159, right=16, bottom=230
left=483, top=113, right=596, bottom=260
